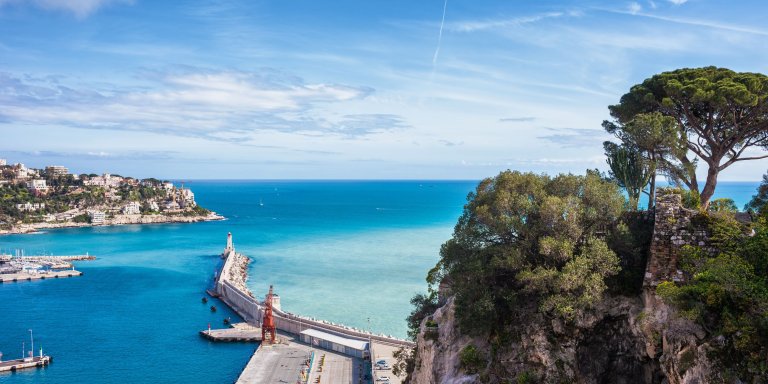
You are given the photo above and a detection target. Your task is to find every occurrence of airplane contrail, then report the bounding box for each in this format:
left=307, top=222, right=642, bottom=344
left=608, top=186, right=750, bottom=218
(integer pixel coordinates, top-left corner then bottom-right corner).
left=432, top=0, right=448, bottom=66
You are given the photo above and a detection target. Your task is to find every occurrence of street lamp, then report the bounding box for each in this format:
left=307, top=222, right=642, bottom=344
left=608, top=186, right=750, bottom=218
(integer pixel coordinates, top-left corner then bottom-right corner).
left=28, top=330, right=33, bottom=359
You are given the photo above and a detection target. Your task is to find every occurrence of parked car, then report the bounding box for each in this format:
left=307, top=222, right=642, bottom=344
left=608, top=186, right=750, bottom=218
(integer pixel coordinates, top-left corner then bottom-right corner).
left=376, top=377, right=390, bottom=382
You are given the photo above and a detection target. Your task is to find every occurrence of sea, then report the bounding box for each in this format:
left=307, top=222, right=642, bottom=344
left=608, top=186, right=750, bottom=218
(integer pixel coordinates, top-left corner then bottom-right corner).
left=0, top=180, right=760, bottom=383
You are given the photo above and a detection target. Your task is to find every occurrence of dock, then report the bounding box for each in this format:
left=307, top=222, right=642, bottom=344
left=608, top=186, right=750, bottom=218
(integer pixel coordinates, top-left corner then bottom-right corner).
left=200, top=323, right=263, bottom=342
left=0, top=270, right=82, bottom=283
left=0, top=356, right=52, bottom=373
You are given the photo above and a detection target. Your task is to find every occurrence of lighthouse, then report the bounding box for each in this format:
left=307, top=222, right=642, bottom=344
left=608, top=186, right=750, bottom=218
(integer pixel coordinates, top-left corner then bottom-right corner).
left=226, top=232, right=234, bottom=253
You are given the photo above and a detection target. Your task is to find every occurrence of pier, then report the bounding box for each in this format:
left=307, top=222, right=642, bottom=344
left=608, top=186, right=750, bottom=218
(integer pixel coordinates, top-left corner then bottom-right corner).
left=208, top=233, right=411, bottom=383
left=200, top=323, right=263, bottom=342
left=0, top=270, right=82, bottom=283
left=0, top=356, right=52, bottom=373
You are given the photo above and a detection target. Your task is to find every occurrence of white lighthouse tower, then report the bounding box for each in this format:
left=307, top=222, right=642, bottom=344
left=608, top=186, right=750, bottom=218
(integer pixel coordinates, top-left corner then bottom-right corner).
left=225, top=232, right=234, bottom=253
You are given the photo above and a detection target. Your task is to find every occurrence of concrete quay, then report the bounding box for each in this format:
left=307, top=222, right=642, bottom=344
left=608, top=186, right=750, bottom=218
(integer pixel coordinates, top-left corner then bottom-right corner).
left=236, top=334, right=366, bottom=384
left=200, top=323, right=263, bottom=342
left=236, top=338, right=312, bottom=384
left=0, top=356, right=52, bottom=373
left=0, top=270, right=82, bottom=283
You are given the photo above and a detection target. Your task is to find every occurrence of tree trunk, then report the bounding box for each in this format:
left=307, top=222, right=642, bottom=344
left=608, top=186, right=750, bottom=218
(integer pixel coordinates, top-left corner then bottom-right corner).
left=680, top=156, right=698, bottom=192
left=648, top=170, right=656, bottom=210
left=700, top=164, right=720, bottom=209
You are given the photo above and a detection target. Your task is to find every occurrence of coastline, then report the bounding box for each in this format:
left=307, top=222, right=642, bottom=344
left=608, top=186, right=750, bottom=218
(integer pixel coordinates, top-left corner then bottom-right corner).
left=0, top=212, right=225, bottom=235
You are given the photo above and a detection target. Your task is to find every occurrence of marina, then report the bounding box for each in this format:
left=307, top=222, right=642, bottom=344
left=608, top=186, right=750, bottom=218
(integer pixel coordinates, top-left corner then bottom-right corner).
left=0, top=253, right=93, bottom=283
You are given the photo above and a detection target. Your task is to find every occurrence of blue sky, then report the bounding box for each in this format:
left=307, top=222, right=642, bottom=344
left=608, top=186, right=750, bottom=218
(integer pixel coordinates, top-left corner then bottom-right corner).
left=1, top=0, right=767, bottom=180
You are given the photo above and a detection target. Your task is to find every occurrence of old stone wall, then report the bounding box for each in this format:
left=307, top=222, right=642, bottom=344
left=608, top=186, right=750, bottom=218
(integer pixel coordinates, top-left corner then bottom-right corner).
left=644, top=192, right=709, bottom=287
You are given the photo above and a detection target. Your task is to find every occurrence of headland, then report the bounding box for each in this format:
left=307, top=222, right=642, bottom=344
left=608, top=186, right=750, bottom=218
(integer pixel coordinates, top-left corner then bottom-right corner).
left=0, top=159, right=223, bottom=235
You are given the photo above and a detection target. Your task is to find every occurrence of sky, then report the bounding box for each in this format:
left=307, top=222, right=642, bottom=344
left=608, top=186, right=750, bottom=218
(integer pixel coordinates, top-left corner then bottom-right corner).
left=1, top=0, right=767, bottom=180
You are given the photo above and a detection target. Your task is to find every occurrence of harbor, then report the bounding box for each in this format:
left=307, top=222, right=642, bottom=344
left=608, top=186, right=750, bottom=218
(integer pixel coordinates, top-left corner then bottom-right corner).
left=0, top=181, right=466, bottom=383
left=0, top=253, right=94, bottom=283
left=206, top=233, right=411, bottom=384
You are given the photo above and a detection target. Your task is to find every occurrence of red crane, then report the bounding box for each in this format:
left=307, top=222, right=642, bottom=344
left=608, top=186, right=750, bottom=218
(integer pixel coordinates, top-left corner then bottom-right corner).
left=262, top=285, right=277, bottom=344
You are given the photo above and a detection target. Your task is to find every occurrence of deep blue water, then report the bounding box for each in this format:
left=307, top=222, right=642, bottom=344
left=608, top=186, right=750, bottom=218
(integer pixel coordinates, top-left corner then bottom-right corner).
left=0, top=180, right=475, bottom=383
left=0, top=180, right=760, bottom=383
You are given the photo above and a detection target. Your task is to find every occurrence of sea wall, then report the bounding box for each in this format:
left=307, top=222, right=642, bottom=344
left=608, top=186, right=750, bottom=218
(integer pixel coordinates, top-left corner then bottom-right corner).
left=213, top=248, right=415, bottom=348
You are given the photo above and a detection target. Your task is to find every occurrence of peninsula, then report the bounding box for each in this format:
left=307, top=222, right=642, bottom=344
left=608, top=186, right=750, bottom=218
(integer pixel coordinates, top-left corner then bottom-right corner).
left=0, top=158, right=222, bottom=235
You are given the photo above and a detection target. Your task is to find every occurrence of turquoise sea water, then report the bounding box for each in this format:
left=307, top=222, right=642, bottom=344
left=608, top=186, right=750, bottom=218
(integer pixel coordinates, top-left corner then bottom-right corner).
left=0, top=181, right=475, bottom=383
left=0, top=180, right=760, bottom=383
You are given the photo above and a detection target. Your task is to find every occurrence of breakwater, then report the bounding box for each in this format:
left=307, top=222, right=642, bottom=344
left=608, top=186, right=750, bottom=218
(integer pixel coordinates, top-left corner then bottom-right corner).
left=211, top=236, right=414, bottom=349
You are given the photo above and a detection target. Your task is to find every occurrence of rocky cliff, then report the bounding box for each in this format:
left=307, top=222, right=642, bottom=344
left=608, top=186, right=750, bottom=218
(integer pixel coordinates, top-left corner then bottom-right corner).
left=411, top=294, right=664, bottom=383
left=411, top=192, right=733, bottom=384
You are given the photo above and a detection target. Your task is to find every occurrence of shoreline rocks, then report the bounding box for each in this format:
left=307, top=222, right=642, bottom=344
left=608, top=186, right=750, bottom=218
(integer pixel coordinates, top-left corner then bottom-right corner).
left=0, top=213, right=225, bottom=235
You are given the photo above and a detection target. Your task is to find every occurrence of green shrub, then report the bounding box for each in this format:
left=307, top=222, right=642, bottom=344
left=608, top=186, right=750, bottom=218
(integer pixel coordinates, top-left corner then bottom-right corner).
left=459, top=345, right=484, bottom=374
left=72, top=213, right=90, bottom=223
left=516, top=371, right=535, bottom=384
left=431, top=171, right=625, bottom=334
left=708, top=198, right=738, bottom=213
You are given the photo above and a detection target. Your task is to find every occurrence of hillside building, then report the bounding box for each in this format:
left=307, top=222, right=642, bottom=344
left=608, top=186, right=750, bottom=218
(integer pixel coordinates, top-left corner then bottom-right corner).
left=45, top=165, right=69, bottom=177
left=123, top=201, right=141, bottom=215
left=16, top=202, right=45, bottom=211
left=84, top=173, right=123, bottom=188
left=88, top=210, right=106, bottom=225
left=26, top=179, right=49, bottom=195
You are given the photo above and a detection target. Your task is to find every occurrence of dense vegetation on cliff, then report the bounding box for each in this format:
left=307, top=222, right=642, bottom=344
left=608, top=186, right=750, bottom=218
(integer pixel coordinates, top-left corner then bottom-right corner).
left=405, top=67, right=768, bottom=384
left=657, top=184, right=768, bottom=378
left=422, top=171, right=633, bottom=335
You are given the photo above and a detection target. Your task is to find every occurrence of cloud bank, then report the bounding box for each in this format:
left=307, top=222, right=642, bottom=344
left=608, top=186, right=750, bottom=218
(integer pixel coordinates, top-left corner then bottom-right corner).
left=0, top=68, right=404, bottom=142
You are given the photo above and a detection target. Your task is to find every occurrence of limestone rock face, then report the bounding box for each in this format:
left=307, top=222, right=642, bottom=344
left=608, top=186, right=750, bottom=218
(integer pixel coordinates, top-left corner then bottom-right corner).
left=410, top=297, right=479, bottom=384
left=412, top=295, right=664, bottom=384
left=411, top=191, right=730, bottom=384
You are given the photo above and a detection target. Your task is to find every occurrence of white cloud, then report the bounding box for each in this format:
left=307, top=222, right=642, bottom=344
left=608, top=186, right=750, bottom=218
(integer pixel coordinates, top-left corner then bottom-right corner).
left=626, top=12, right=768, bottom=36
left=668, top=0, right=687, bottom=4
left=628, top=2, right=642, bottom=14
left=449, top=12, right=565, bottom=32
left=0, top=69, right=394, bottom=141
left=0, top=0, right=131, bottom=18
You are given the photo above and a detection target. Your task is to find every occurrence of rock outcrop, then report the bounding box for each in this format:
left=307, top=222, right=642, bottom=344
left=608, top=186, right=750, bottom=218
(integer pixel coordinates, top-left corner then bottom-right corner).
left=411, top=191, right=731, bottom=384
left=412, top=295, right=662, bottom=383
left=411, top=297, right=480, bottom=384
left=1, top=212, right=223, bottom=235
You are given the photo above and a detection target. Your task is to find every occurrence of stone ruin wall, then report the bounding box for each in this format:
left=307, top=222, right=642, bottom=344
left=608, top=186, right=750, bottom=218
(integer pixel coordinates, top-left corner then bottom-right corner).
left=644, top=192, right=711, bottom=287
